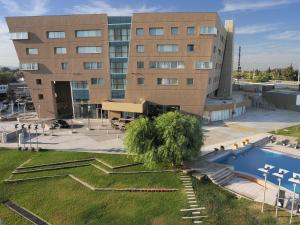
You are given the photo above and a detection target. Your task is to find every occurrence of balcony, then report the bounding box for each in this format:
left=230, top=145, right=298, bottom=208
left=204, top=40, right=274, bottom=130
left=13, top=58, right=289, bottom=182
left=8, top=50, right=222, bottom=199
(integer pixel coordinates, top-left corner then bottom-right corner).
left=10, top=32, right=29, bottom=40
left=20, top=63, right=38, bottom=71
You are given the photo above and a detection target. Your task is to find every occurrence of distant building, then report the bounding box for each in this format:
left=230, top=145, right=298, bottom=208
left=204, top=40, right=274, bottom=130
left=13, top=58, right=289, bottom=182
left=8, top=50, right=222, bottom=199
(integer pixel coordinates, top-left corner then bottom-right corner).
left=0, top=85, right=8, bottom=95
left=7, top=12, right=234, bottom=119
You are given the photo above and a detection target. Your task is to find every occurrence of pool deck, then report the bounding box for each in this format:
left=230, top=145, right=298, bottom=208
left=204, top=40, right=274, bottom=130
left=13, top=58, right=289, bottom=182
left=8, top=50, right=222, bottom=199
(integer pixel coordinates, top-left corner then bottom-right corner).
left=264, top=143, right=300, bottom=159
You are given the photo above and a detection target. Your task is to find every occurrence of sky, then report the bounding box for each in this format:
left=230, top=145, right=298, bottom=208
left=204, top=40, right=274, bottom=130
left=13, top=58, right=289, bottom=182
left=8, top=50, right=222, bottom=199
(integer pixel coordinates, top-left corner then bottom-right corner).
left=0, top=0, right=300, bottom=70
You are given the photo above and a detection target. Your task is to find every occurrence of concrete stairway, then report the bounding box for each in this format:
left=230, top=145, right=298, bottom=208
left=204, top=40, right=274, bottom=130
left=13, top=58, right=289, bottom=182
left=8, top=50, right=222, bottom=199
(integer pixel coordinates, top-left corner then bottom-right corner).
left=207, top=167, right=235, bottom=186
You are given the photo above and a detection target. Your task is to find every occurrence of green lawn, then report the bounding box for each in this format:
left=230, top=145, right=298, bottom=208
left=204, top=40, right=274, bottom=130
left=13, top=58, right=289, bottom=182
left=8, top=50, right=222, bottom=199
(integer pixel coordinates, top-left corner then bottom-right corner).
left=1, top=149, right=300, bottom=225
left=271, top=124, right=300, bottom=142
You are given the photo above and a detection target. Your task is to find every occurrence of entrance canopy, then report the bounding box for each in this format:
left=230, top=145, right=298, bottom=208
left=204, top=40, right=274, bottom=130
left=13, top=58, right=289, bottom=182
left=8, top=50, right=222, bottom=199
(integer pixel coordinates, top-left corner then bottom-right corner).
left=102, top=100, right=146, bottom=113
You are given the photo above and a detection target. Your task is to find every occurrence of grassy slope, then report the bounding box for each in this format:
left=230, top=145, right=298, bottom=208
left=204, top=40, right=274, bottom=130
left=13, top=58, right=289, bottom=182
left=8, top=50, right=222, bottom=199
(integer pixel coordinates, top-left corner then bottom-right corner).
left=271, top=124, right=300, bottom=142
left=0, top=150, right=187, bottom=225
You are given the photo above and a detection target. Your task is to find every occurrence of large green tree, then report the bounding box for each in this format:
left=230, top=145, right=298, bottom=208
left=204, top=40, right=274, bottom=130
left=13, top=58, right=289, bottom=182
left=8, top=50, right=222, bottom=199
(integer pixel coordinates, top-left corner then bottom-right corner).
left=124, top=111, right=203, bottom=168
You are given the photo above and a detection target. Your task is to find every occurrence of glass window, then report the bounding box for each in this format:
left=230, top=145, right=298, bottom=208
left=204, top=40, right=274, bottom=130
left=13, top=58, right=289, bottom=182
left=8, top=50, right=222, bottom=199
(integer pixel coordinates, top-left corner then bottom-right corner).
left=137, top=61, right=144, bottom=69
left=187, top=44, right=194, bottom=52
left=91, top=78, right=104, bottom=85
left=200, top=26, right=218, bottom=35
left=136, top=45, right=144, bottom=53
left=26, top=48, right=38, bottom=55
left=38, top=94, right=44, bottom=100
left=157, top=78, right=178, bottom=85
left=10, top=32, right=28, bottom=40
left=137, top=78, right=144, bottom=85
left=213, top=46, right=216, bottom=53
left=76, top=30, right=101, bottom=37
left=149, top=61, right=185, bottom=69
left=111, top=90, right=125, bottom=99
left=171, top=27, right=179, bottom=35
left=195, top=61, right=213, bottom=69
left=71, top=81, right=89, bottom=102
left=83, top=62, right=102, bottom=70
left=111, top=78, right=126, bottom=90
left=54, top=47, right=67, bottom=54
left=61, top=63, right=69, bottom=70
left=136, top=28, right=144, bottom=36
left=149, top=27, right=164, bottom=36
left=71, top=81, right=88, bottom=89
left=109, top=45, right=128, bottom=58
left=109, top=28, right=130, bottom=41
left=157, top=45, right=178, bottom=53
left=77, top=46, right=102, bottom=54
left=186, top=78, right=194, bottom=85
left=36, top=79, right=42, bottom=85
left=187, top=27, right=195, bottom=35
left=110, top=62, right=128, bottom=74
left=20, top=63, right=38, bottom=71
left=47, top=31, right=65, bottom=39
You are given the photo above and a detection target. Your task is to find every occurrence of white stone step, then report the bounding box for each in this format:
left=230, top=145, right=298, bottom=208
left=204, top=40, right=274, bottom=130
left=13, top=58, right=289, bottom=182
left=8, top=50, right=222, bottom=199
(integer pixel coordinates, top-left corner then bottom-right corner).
left=193, top=221, right=203, bottom=224
left=182, top=215, right=208, bottom=219
left=180, top=207, right=205, bottom=212
left=189, top=201, right=197, bottom=204
left=192, top=211, right=201, bottom=215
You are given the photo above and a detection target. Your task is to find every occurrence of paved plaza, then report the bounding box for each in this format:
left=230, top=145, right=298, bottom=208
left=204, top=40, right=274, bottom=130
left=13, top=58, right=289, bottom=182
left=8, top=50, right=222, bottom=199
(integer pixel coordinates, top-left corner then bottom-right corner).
left=0, top=108, right=299, bottom=154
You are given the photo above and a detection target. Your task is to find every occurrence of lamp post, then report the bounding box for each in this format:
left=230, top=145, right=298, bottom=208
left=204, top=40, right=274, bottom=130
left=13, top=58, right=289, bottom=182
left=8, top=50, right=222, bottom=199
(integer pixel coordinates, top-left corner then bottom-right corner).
left=21, top=124, right=26, bottom=150
left=28, top=124, right=32, bottom=150
left=14, top=124, right=19, bottom=150
left=34, top=124, right=38, bottom=150
left=258, top=164, right=275, bottom=213
left=273, top=168, right=290, bottom=217
left=288, top=173, right=300, bottom=224
left=87, top=104, right=91, bottom=130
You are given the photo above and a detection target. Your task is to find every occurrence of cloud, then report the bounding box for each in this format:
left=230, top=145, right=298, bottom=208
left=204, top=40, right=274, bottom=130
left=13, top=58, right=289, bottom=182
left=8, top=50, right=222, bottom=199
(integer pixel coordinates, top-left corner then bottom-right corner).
left=236, top=24, right=278, bottom=34
left=268, top=31, right=300, bottom=41
left=68, top=0, right=163, bottom=15
left=220, top=0, right=299, bottom=12
left=0, top=19, right=18, bottom=67
left=0, top=0, right=49, bottom=16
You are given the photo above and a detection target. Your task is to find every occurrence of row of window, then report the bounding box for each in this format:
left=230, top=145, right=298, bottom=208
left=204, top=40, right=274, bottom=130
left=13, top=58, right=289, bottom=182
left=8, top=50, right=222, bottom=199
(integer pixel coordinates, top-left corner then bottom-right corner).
left=10, top=30, right=102, bottom=40
left=25, top=46, right=102, bottom=55
left=36, top=78, right=104, bottom=86
left=136, top=26, right=218, bottom=36
left=137, top=78, right=194, bottom=85
left=20, top=60, right=214, bottom=71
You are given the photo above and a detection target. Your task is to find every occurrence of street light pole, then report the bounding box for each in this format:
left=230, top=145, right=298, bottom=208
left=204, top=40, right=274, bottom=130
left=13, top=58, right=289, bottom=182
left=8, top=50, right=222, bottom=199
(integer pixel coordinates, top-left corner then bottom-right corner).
left=34, top=124, right=38, bottom=150
left=21, top=124, right=25, bottom=150
left=14, top=124, right=19, bottom=150
left=258, top=164, right=275, bottom=213
left=273, top=168, right=290, bottom=217
left=288, top=173, right=300, bottom=224
left=28, top=124, right=32, bottom=150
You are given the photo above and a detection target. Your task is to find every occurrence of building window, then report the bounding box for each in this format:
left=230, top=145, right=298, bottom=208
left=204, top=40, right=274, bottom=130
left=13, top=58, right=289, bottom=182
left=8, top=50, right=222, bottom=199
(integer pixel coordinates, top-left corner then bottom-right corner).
left=71, top=81, right=89, bottom=102
left=36, top=79, right=42, bottom=85
left=75, top=30, right=101, bottom=37
left=110, top=62, right=128, bottom=74
left=38, top=94, right=44, bottom=100
left=136, top=28, right=144, bottom=36
left=61, top=63, right=69, bottom=70
left=83, top=62, right=102, bottom=70
left=200, top=26, right=218, bottom=35
left=213, top=46, right=216, bottom=54
left=157, top=78, right=178, bottom=85
left=137, top=61, right=144, bottom=69
left=77, top=46, right=102, bottom=54
left=136, top=45, right=144, bottom=53
left=157, top=44, right=178, bottom=53
left=171, top=27, right=179, bottom=35
left=149, top=27, right=164, bottom=36
left=47, top=31, right=65, bottom=39
left=91, top=78, right=104, bottom=85
left=54, top=47, right=67, bottom=54
left=195, top=61, right=213, bottom=69
left=150, top=61, right=185, bottom=69
left=109, top=28, right=130, bottom=41
left=137, top=78, right=144, bottom=85
left=209, top=77, right=212, bottom=84
left=187, top=27, right=195, bottom=35
left=218, top=49, right=222, bottom=56
left=186, top=78, right=194, bottom=85
left=109, top=45, right=128, bottom=58
left=187, top=44, right=194, bottom=52
left=10, top=32, right=28, bottom=40
left=20, top=63, right=38, bottom=71
left=26, top=48, right=38, bottom=55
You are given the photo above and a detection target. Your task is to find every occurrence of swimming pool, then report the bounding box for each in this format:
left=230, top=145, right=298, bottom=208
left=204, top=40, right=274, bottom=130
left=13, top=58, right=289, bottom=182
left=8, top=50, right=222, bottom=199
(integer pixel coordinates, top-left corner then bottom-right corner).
left=214, top=147, right=300, bottom=193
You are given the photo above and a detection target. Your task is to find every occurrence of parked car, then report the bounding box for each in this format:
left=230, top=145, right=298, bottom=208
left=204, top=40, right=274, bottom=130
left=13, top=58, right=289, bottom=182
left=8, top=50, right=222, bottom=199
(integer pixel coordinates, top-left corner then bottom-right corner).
left=52, top=119, right=70, bottom=128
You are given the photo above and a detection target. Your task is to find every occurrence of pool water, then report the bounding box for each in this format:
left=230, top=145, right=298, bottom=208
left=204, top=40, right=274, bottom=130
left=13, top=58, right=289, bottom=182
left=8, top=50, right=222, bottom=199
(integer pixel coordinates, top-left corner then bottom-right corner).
left=215, top=147, right=300, bottom=193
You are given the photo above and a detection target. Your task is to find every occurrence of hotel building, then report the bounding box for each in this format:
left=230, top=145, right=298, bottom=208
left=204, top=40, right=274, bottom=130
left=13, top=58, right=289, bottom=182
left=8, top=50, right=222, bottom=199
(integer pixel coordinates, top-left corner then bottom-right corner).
left=6, top=12, right=235, bottom=120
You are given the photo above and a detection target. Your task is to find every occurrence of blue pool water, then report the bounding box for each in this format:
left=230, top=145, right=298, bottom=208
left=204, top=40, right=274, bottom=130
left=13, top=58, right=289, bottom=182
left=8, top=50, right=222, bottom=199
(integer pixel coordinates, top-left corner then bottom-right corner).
left=215, top=147, right=300, bottom=193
